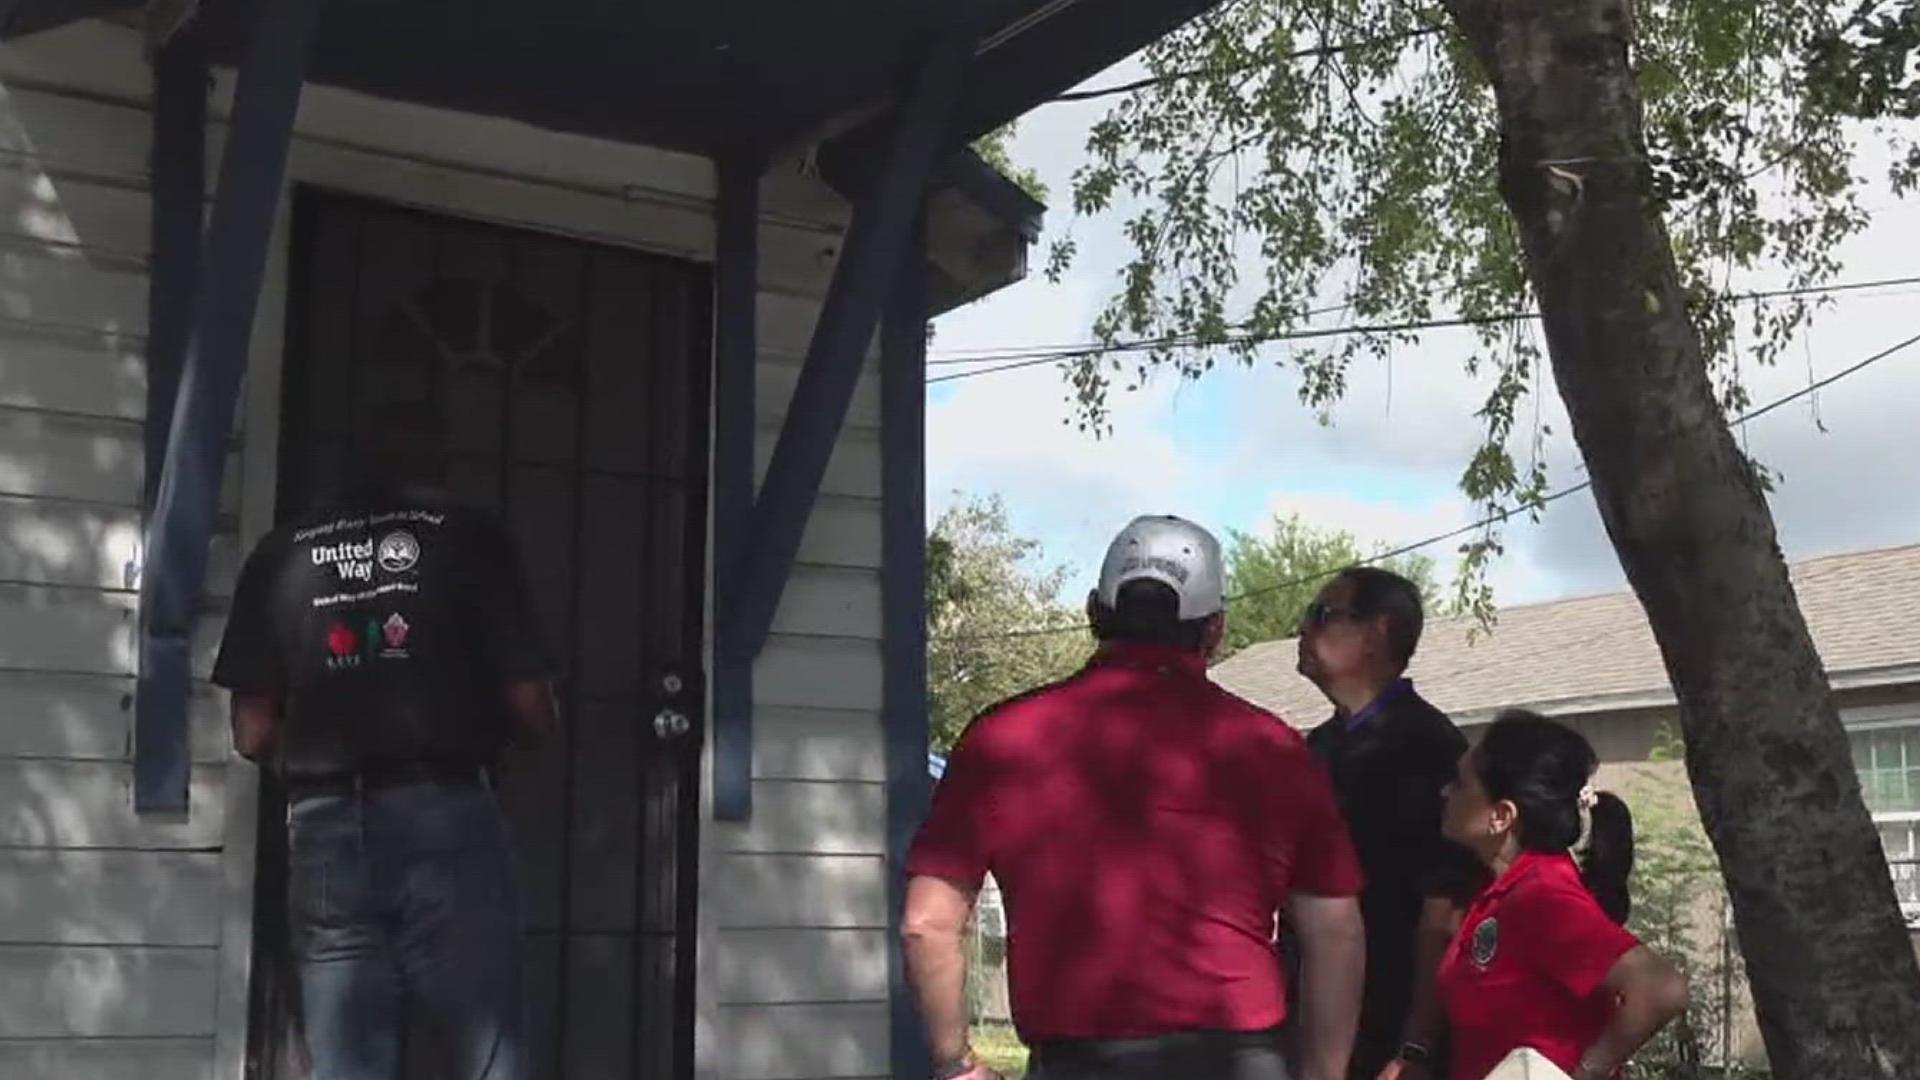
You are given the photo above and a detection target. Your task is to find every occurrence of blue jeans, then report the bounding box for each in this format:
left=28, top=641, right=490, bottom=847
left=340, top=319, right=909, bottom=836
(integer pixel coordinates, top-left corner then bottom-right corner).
left=287, top=779, right=527, bottom=1080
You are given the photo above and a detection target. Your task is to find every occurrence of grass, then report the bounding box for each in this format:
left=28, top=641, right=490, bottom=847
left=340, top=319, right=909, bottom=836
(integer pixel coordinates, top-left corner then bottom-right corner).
left=971, top=1022, right=1030, bottom=1078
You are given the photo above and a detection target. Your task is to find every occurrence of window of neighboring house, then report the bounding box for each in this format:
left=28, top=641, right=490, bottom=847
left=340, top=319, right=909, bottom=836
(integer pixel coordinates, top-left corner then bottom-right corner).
left=1852, top=721, right=1920, bottom=926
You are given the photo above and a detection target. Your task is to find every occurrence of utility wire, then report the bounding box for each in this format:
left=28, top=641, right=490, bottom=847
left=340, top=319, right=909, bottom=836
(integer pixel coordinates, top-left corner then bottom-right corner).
left=934, top=328, right=1920, bottom=642
left=926, top=273, right=1920, bottom=378
left=1047, top=26, right=1448, bottom=104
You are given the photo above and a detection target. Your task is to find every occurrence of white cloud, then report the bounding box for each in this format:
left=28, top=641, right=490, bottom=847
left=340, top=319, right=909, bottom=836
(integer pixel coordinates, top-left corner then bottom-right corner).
left=927, top=343, right=1201, bottom=579
left=1263, top=488, right=1471, bottom=553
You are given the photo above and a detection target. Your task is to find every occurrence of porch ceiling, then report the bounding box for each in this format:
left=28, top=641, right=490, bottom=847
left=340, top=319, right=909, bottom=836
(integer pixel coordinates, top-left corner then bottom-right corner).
left=114, top=0, right=1043, bottom=157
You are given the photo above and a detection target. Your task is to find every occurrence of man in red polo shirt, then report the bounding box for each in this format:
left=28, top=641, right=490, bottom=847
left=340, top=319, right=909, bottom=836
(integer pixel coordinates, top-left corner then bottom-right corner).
left=903, top=515, right=1367, bottom=1080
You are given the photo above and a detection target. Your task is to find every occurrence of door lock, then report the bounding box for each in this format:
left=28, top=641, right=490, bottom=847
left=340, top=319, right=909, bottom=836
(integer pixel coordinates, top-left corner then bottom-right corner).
left=653, top=708, right=692, bottom=740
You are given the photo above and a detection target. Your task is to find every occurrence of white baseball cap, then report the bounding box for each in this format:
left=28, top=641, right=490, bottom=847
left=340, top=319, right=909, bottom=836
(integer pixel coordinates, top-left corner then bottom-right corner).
left=1094, top=514, right=1226, bottom=620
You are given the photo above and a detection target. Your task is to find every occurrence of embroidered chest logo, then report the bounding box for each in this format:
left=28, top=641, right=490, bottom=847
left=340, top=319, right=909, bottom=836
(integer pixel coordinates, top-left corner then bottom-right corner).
left=377, top=530, right=421, bottom=574
left=1471, top=916, right=1500, bottom=970
left=325, top=623, right=361, bottom=670
left=379, top=613, right=412, bottom=660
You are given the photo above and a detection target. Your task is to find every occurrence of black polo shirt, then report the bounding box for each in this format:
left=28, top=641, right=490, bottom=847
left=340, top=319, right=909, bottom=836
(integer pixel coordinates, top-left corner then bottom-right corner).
left=212, top=487, right=553, bottom=778
left=1306, top=680, right=1483, bottom=1073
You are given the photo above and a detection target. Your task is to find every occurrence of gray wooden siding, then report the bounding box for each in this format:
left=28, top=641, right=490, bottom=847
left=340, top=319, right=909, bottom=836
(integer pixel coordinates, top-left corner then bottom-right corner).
left=1, top=18, right=894, bottom=1079
left=711, top=270, right=894, bottom=1075
left=0, top=1037, right=214, bottom=1080
left=0, top=944, right=218, bottom=1037
left=0, top=29, right=237, bottom=1076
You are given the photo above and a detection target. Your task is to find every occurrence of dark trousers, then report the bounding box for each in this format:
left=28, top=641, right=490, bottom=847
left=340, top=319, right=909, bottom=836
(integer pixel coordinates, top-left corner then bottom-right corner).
left=1029, top=1030, right=1292, bottom=1080
left=287, top=778, right=527, bottom=1080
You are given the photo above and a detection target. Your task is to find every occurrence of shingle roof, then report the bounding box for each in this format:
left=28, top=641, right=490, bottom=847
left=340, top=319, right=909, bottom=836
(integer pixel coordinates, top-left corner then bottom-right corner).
left=1209, top=542, right=1920, bottom=727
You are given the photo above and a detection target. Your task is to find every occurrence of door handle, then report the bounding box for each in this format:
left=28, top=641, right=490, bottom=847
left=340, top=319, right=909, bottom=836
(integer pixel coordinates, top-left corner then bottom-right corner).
left=653, top=708, right=692, bottom=740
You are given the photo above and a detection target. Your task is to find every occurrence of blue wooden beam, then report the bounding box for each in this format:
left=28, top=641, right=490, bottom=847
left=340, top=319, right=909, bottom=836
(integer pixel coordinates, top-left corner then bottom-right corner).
left=144, top=26, right=207, bottom=511
left=881, top=215, right=931, bottom=1080
left=719, top=22, right=973, bottom=663
left=711, top=152, right=764, bottom=823
left=136, top=0, right=320, bottom=812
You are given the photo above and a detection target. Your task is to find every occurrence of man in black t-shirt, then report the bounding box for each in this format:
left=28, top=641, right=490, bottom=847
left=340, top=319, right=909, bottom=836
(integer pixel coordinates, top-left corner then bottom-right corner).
left=1294, top=567, right=1484, bottom=1080
left=214, top=402, right=555, bottom=1080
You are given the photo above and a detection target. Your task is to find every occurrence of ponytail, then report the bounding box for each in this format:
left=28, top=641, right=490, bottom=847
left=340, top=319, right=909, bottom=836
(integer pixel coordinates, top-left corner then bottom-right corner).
left=1479, top=711, right=1637, bottom=924
left=1580, top=791, right=1635, bottom=925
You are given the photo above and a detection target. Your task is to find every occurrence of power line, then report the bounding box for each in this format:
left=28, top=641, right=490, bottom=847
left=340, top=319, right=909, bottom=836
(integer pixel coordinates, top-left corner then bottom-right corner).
left=926, top=310, right=1528, bottom=386
left=933, top=327, right=1920, bottom=643
left=934, top=299, right=1364, bottom=364
left=926, top=273, right=1920, bottom=379
left=1048, top=26, right=1447, bottom=105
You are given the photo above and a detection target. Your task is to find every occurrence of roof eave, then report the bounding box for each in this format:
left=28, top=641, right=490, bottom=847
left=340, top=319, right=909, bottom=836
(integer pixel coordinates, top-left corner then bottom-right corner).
left=1446, top=660, right=1920, bottom=727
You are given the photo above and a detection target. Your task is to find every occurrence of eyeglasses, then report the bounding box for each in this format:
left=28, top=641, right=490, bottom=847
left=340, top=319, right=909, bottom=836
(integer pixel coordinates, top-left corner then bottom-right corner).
left=1299, top=601, right=1366, bottom=634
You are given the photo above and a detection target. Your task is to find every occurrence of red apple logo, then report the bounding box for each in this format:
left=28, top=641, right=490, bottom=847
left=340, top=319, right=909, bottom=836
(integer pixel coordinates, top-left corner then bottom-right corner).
left=327, top=623, right=358, bottom=657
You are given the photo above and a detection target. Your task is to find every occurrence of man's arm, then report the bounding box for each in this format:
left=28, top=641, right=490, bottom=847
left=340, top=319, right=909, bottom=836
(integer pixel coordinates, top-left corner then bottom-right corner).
left=902, top=875, right=978, bottom=1066
left=1381, top=897, right=1463, bottom=1079
left=212, top=537, right=288, bottom=761
left=900, top=718, right=1002, bottom=1079
left=506, top=679, right=560, bottom=744
left=472, top=517, right=561, bottom=777
left=230, top=692, right=282, bottom=763
left=1287, top=891, right=1366, bottom=1080
left=494, top=679, right=560, bottom=787
left=1383, top=733, right=1483, bottom=1078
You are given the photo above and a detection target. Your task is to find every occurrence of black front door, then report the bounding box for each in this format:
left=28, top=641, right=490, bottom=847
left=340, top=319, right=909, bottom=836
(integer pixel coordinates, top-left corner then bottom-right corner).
left=252, top=188, right=709, bottom=1080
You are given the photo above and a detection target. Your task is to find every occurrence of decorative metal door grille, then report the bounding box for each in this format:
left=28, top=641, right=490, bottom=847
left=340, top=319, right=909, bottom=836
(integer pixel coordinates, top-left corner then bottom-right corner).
left=253, top=189, right=709, bottom=1080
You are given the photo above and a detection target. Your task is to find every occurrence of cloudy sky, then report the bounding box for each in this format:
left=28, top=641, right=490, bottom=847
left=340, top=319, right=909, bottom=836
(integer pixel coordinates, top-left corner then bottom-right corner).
left=926, top=60, right=1920, bottom=612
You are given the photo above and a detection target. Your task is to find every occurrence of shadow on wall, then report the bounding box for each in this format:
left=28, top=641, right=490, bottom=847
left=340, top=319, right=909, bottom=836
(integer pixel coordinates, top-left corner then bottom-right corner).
left=0, top=71, right=245, bottom=1048
left=0, top=77, right=244, bottom=593
left=0, top=753, right=226, bottom=1039
left=710, top=852, right=892, bottom=1077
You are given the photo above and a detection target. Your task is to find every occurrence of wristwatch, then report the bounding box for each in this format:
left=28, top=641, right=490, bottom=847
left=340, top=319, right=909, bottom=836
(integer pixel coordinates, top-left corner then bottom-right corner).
left=932, top=1049, right=978, bottom=1080
left=1396, top=1040, right=1432, bottom=1065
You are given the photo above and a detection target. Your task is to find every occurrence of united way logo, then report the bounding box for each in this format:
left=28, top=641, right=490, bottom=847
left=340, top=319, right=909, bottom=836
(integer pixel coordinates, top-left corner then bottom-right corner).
left=377, top=530, right=420, bottom=574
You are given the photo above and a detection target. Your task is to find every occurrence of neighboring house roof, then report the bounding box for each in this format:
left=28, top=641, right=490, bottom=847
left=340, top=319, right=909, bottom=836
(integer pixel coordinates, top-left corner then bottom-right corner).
left=1210, top=542, right=1920, bottom=727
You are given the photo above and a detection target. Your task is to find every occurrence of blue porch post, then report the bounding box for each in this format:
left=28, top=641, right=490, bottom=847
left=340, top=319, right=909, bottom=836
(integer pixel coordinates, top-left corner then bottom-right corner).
left=136, top=0, right=322, bottom=811
left=882, top=215, right=932, bottom=1080
left=144, top=24, right=206, bottom=509
left=712, top=152, right=763, bottom=823
left=717, top=22, right=974, bottom=680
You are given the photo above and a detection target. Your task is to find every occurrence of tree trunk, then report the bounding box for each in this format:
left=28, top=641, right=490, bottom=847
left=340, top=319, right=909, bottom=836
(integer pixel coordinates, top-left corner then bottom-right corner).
left=1441, top=1, right=1920, bottom=1077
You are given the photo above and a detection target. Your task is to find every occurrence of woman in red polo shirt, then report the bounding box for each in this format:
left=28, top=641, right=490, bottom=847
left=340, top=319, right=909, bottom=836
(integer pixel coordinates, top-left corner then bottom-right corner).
left=1434, top=710, right=1689, bottom=1080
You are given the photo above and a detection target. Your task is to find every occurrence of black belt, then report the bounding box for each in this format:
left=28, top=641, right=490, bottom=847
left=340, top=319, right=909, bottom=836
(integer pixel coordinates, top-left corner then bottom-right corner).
left=1029, top=1027, right=1283, bottom=1071
left=284, top=760, right=487, bottom=802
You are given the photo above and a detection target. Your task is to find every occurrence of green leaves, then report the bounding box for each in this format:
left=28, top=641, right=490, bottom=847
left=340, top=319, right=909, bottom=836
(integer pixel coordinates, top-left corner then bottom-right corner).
left=1219, top=513, right=1443, bottom=660
left=1052, top=0, right=1872, bottom=598
left=925, top=495, right=1090, bottom=750
left=1626, top=726, right=1752, bottom=1078
left=972, top=122, right=1049, bottom=203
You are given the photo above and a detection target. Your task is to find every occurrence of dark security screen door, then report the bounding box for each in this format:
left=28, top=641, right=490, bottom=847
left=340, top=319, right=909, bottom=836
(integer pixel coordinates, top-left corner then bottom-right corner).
left=255, top=189, right=708, bottom=1080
